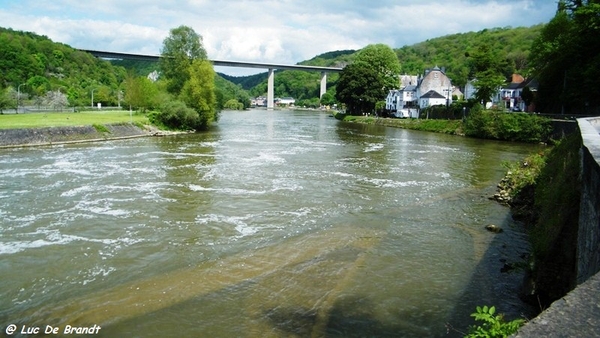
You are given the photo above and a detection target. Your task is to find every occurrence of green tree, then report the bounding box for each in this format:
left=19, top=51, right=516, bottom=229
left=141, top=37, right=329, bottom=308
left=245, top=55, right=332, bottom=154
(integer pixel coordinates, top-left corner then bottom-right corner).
left=354, top=44, right=401, bottom=92
left=530, top=1, right=600, bottom=114
left=223, top=99, right=244, bottom=110
left=335, top=44, right=399, bottom=115
left=159, top=25, right=208, bottom=95
left=0, top=87, right=11, bottom=113
left=335, top=62, right=387, bottom=115
left=521, top=86, right=534, bottom=109
left=123, top=74, right=159, bottom=112
left=468, top=44, right=507, bottom=108
left=320, top=92, right=335, bottom=106
left=180, top=59, right=218, bottom=130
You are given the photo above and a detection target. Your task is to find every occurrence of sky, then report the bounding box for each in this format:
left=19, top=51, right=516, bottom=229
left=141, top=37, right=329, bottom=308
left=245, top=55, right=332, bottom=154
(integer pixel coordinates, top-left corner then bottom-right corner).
left=0, top=0, right=557, bottom=76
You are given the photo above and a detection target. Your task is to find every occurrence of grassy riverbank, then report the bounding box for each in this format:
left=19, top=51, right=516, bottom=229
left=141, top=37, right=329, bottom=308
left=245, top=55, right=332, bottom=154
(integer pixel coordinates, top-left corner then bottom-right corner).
left=0, top=110, right=185, bottom=148
left=338, top=114, right=464, bottom=135
left=334, top=109, right=552, bottom=143
left=0, top=110, right=149, bottom=129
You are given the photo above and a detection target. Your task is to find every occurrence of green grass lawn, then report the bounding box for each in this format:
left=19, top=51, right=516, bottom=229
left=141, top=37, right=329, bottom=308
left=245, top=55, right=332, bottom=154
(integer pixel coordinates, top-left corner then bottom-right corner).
left=0, top=110, right=149, bottom=129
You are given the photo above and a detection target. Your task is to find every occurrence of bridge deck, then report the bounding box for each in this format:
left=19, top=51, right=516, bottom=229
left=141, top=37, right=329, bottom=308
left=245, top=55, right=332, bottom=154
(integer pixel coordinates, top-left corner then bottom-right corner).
left=80, top=49, right=343, bottom=72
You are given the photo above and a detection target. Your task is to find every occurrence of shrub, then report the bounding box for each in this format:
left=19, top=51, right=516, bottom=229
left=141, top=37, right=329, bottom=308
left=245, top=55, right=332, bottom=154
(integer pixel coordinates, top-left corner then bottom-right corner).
left=466, top=305, right=525, bottom=338
left=223, top=99, right=244, bottom=110
left=151, top=99, right=202, bottom=131
left=464, top=109, right=551, bottom=143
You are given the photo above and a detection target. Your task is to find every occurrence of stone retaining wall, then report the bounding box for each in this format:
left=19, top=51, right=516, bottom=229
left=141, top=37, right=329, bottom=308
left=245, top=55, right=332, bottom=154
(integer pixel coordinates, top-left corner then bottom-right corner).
left=513, top=117, right=600, bottom=337
left=0, top=124, right=150, bottom=148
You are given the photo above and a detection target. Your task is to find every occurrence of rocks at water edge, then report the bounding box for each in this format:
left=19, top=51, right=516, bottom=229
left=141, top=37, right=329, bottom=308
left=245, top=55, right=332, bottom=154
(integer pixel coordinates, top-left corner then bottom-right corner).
left=485, top=224, right=503, bottom=233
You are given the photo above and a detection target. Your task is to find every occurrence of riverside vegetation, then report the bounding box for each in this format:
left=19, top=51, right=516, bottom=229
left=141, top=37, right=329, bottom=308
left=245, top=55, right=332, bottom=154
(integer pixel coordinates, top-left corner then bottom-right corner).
left=334, top=103, right=553, bottom=144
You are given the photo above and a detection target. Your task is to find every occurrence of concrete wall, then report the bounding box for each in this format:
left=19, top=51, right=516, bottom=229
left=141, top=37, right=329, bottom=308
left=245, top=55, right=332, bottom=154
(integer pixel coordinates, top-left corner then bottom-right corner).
left=576, top=117, right=600, bottom=283
left=513, top=117, right=600, bottom=337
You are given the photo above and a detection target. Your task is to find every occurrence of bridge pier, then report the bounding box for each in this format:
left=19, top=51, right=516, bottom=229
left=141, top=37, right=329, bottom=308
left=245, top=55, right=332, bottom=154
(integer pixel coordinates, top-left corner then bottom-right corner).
left=267, top=68, right=274, bottom=109
left=320, top=72, right=327, bottom=98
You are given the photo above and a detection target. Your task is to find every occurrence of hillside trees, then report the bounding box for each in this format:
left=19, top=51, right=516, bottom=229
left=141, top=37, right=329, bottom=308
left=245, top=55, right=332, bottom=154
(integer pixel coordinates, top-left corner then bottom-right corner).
left=530, top=0, right=600, bottom=114
left=0, top=27, right=126, bottom=108
left=214, top=75, right=251, bottom=110
left=396, top=25, right=543, bottom=88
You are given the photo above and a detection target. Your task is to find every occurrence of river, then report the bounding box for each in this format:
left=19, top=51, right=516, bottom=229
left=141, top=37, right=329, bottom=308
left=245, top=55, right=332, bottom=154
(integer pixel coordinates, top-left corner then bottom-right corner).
left=0, top=109, right=540, bottom=337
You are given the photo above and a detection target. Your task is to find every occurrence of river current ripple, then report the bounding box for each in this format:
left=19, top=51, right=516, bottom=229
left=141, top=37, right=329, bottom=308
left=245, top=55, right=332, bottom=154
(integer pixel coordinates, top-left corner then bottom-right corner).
left=0, top=110, right=539, bottom=337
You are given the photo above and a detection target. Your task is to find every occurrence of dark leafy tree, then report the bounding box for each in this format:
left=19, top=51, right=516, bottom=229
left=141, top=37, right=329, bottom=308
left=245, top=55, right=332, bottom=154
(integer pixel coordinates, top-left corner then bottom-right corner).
left=335, top=62, right=386, bottom=115
left=354, top=44, right=401, bottom=93
left=530, top=0, right=600, bottom=114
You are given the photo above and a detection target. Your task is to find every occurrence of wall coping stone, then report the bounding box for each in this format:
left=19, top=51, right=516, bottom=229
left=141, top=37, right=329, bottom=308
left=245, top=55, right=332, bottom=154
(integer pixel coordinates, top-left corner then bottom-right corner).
left=512, top=271, right=600, bottom=337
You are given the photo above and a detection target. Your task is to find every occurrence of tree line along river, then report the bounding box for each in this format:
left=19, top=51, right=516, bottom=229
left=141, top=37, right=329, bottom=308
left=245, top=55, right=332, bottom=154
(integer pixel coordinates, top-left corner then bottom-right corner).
left=0, top=109, right=541, bottom=337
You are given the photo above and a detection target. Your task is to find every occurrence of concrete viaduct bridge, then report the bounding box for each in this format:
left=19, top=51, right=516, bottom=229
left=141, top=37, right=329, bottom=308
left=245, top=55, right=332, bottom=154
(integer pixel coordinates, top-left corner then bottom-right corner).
left=81, top=50, right=344, bottom=109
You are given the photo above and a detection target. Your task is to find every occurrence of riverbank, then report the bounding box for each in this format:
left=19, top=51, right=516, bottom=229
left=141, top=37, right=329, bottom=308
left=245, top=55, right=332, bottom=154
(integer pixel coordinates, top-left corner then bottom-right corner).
left=334, top=113, right=464, bottom=135
left=0, top=123, right=184, bottom=148
left=333, top=110, right=553, bottom=144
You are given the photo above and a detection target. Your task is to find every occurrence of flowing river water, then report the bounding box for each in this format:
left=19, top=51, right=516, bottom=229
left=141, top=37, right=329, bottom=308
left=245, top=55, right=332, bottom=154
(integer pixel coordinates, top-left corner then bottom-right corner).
left=0, top=110, right=540, bottom=337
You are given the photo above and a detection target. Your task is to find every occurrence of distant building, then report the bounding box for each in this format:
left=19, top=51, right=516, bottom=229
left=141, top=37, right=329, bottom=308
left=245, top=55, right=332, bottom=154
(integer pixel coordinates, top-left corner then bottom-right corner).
left=147, top=70, right=159, bottom=82
left=252, top=96, right=267, bottom=107
left=276, top=97, right=295, bottom=106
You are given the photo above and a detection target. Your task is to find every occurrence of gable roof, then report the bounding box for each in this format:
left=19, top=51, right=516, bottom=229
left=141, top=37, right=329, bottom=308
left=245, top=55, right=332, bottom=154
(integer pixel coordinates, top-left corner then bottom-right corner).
left=420, top=90, right=446, bottom=99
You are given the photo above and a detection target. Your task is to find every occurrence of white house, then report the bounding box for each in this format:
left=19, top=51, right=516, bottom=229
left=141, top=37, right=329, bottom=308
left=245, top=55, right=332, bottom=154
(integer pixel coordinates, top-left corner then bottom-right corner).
left=385, top=75, right=419, bottom=117
left=385, top=67, right=454, bottom=116
left=467, top=74, right=537, bottom=111
left=419, top=90, right=447, bottom=108
left=415, top=66, right=453, bottom=109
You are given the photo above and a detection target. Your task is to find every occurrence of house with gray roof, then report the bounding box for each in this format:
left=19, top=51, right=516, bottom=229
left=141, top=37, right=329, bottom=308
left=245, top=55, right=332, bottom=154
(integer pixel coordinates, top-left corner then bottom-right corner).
left=385, top=67, right=454, bottom=115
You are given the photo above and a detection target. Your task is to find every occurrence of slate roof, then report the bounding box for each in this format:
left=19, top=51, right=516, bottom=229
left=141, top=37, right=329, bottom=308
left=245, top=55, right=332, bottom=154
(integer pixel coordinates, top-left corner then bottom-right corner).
left=420, top=90, right=446, bottom=99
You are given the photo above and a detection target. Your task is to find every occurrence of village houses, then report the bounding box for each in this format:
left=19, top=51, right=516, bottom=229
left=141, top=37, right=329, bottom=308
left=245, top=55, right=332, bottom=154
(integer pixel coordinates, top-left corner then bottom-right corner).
left=386, top=66, right=457, bottom=118
left=465, top=73, right=538, bottom=112
left=388, top=66, right=538, bottom=117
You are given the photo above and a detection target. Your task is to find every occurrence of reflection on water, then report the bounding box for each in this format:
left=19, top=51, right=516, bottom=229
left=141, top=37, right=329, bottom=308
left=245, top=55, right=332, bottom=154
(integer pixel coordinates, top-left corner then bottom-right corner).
left=0, top=110, right=540, bottom=337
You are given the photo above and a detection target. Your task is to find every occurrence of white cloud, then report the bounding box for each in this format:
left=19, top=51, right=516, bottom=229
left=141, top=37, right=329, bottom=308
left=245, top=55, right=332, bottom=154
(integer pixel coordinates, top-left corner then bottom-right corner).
left=0, top=0, right=555, bottom=76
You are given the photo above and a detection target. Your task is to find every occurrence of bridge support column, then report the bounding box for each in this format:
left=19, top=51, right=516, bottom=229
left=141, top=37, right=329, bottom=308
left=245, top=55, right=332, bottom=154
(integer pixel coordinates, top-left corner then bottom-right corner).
left=267, top=68, right=274, bottom=109
left=320, top=72, right=327, bottom=98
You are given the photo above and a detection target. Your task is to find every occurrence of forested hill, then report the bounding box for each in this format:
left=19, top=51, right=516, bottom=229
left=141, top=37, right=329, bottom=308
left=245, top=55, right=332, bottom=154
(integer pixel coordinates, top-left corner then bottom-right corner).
left=0, top=27, right=126, bottom=106
left=395, top=25, right=544, bottom=87
left=0, top=26, right=253, bottom=109
left=227, top=25, right=542, bottom=102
